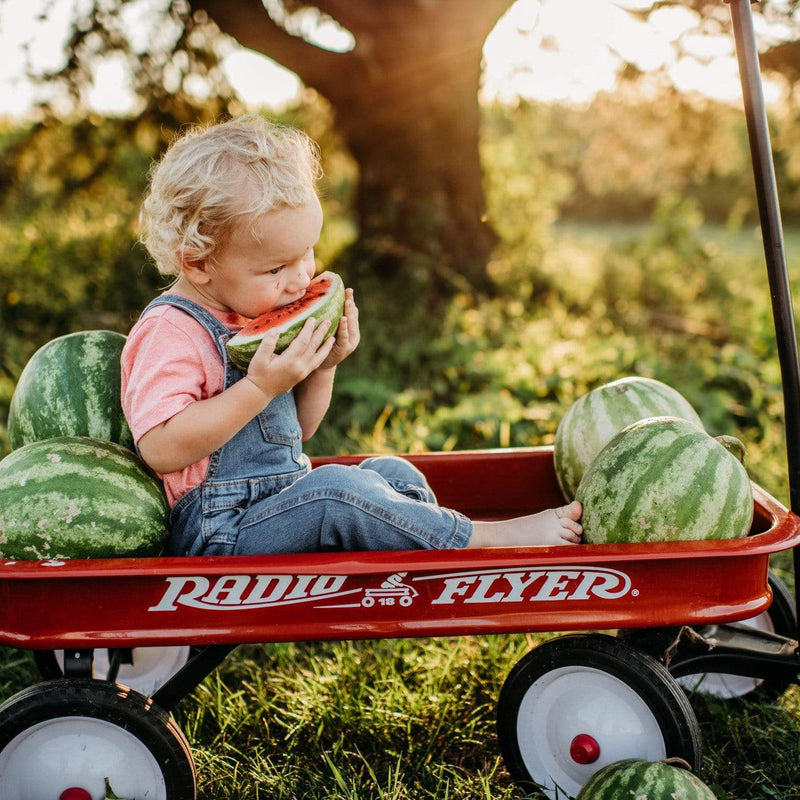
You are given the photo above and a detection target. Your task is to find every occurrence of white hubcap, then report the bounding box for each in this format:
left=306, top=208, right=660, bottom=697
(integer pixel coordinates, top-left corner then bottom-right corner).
left=516, top=666, right=667, bottom=799
left=0, top=716, right=165, bottom=800
left=56, top=646, right=191, bottom=696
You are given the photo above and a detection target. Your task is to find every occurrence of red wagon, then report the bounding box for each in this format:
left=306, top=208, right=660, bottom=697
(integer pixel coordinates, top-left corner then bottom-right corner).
left=2, top=2, right=800, bottom=798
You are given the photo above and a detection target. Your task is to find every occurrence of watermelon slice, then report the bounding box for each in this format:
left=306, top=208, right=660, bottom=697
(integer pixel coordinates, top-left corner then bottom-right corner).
left=226, top=271, right=345, bottom=370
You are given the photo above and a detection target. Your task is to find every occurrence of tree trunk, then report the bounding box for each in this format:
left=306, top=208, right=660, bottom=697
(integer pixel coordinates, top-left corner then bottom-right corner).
left=339, top=34, right=495, bottom=292
left=193, top=0, right=512, bottom=292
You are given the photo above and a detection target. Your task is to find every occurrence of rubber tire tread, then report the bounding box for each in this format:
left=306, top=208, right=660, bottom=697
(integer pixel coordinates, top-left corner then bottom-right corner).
left=496, top=632, right=702, bottom=798
left=0, top=678, right=196, bottom=799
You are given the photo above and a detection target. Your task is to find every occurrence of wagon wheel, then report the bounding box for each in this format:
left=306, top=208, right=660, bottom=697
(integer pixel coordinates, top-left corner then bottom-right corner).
left=496, top=633, right=701, bottom=800
left=675, top=571, right=797, bottom=700
left=621, top=571, right=798, bottom=701
left=0, top=678, right=196, bottom=800
left=34, top=645, right=193, bottom=696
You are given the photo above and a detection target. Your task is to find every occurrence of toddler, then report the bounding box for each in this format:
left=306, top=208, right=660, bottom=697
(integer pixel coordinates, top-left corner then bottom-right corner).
left=121, top=115, right=582, bottom=556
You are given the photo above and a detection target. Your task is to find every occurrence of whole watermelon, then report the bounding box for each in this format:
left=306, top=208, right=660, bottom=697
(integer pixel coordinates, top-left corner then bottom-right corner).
left=8, top=330, right=133, bottom=451
left=577, top=416, right=753, bottom=544
left=554, top=377, right=702, bottom=500
left=0, top=437, right=167, bottom=560
left=576, top=759, right=716, bottom=799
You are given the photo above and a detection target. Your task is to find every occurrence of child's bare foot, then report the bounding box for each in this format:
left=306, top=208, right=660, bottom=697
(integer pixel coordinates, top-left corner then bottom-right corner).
left=468, top=501, right=582, bottom=548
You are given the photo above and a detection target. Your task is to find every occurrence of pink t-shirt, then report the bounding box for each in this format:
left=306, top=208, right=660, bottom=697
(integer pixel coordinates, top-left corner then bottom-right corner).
left=121, top=296, right=250, bottom=506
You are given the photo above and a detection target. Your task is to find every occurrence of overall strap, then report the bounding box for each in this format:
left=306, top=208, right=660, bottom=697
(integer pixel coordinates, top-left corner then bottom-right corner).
left=140, top=294, right=232, bottom=362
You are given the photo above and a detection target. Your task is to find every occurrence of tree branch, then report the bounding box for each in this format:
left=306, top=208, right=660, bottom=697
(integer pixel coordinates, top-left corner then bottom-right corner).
left=312, top=0, right=378, bottom=36
left=193, top=0, right=347, bottom=86
left=760, top=40, right=800, bottom=81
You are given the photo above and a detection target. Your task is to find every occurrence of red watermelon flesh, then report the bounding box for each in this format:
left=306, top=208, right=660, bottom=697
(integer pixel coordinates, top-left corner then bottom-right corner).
left=226, top=271, right=345, bottom=370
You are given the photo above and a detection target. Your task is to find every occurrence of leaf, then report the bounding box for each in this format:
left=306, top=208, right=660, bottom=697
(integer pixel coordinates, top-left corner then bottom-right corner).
left=104, top=777, right=133, bottom=800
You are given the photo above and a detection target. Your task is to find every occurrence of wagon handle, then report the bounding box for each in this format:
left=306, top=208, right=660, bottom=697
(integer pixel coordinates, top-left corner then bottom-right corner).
left=728, top=0, right=800, bottom=636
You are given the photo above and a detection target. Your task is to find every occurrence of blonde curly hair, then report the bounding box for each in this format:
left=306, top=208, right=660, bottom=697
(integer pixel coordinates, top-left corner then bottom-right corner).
left=139, top=114, right=322, bottom=277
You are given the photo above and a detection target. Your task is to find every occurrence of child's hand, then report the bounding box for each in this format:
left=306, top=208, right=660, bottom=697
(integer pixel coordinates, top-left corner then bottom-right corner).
left=319, top=288, right=360, bottom=369
left=246, top=316, right=336, bottom=398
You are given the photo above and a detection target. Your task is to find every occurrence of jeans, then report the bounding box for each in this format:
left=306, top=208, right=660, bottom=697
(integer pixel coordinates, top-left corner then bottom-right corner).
left=169, top=456, right=473, bottom=556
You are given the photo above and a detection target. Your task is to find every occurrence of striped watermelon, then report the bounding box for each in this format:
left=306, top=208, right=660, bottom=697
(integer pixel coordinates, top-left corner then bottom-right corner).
left=226, top=271, right=345, bottom=370
left=576, top=758, right=716, bottom=799
left=8, top=330, right=133, bottom=451
left=0, top=436, right=167, bottom=560
left=554, top=377, right=703, bottom=500
left=577, top=416, right=753, bottom=544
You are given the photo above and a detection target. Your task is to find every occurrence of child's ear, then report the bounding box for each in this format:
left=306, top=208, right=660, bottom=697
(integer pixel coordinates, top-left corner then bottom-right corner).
left=179, top=249, right=212, bottom=287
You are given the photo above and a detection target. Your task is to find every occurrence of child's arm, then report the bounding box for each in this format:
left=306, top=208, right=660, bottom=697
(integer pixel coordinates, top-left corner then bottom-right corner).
left=294, top=289, right=360, bottom=441
left=295, top=367, right=335, bottom=442
left=138, top=317, right=334, bottom=473
left=138, top=376, right=275, bottom=473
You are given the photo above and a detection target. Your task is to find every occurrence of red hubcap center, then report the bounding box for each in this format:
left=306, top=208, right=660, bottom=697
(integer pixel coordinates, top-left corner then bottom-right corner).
left=60, top=789, right=93, bottom=800
left=570, top=733, right=601, bottom=764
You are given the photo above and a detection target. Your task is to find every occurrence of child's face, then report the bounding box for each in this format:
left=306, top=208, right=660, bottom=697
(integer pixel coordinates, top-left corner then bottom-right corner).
left=203, top=197, right=323, bottom=318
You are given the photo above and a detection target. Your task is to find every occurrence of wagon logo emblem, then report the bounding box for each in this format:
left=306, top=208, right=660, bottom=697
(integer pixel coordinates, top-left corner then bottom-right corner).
left=148, top=566, right=633, bottom=613
left=361, top=572, right=418, bottom=608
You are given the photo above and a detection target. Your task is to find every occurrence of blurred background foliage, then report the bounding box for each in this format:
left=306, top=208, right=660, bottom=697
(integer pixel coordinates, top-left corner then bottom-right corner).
left=2, top=81, right=800, bottom=506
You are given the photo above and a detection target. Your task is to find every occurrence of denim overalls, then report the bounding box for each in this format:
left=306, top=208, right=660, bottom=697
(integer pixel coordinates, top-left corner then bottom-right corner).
left=141, top=295, right=473, bottom=556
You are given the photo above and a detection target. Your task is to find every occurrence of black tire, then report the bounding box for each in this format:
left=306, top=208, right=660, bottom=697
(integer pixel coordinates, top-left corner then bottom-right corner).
left=0, top=678, right=196, bottom=800
left=497, top=633, right=702, bottom=799
left=622, top=571, right=798, bottom=701
left=767, top=570, right=797, bottom=635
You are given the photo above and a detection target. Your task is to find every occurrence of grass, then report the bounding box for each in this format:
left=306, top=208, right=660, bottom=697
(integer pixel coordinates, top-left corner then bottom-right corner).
left=2, top=214, right=800, bottom=798
left=182, top=637, right=527, bottom=800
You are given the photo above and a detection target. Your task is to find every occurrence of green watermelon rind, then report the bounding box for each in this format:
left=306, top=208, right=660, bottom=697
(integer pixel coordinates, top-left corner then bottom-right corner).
left=226, top=271, right=345, bottom=371
left=554, top=376, right=703, bottom=500
left=576, top=416, right=754, bottom=545
left=576, top=758, right=717, bottom=799
left=8, top=330, right=134, bottom=451
left=0, top=436, right=168, bottom=560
